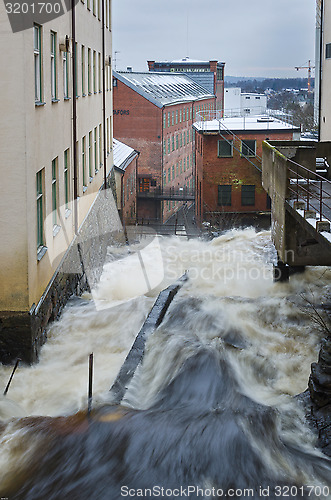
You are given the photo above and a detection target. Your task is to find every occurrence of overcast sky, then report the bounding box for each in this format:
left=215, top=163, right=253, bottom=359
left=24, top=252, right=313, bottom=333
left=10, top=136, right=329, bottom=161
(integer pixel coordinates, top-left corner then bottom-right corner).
left=112, top=0, right=316, bottom=79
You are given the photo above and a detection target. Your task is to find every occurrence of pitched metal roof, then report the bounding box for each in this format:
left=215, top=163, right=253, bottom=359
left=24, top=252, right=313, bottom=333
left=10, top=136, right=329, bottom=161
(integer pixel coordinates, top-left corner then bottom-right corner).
left=113, top=139, right=138, bottom=172
left=113, top=71, right=215, bottom=108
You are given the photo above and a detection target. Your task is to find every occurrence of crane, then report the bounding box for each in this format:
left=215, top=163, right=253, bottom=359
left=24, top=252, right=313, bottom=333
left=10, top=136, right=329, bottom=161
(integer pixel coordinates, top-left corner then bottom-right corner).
left=295, top=60, right=315, bottom=93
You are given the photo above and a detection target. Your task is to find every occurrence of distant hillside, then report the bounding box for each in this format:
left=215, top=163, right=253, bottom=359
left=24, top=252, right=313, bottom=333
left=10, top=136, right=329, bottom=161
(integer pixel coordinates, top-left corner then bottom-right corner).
left=225, top=77, right=313, bottom=92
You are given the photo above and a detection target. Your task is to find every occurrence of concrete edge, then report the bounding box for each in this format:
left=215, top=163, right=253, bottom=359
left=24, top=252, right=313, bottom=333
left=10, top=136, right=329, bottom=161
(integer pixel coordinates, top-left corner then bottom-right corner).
left=109, top=274, right=188, bottom=404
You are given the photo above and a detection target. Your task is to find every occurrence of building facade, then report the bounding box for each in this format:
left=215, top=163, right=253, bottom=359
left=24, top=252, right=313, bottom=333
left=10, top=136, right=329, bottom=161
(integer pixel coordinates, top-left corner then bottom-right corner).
left=113, top=139, right=139, bottom=225
left=224, top=88, right=268, bottom=116
left=194, top=116, right=300, bottom=224
left=316, top=0, right=331, bottom=141
left=0, top=0, right=117, bottom=363
left=147, top=58, right=225, bottom=111
left=113, top=71, right=216, bottom=221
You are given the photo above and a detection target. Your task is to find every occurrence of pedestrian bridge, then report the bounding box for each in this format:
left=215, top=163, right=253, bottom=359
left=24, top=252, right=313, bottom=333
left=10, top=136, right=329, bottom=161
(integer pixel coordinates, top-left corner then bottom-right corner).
left=262, top=140, right=331, bottom=275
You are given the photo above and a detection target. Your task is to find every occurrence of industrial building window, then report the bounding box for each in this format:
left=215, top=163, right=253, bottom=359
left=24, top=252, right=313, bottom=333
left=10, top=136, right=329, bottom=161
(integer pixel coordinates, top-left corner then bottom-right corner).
left=168, top=137, right=170, bottom=154
left=88, top=49, right=91, bottom=94
left=241, top=185, right=255, bottom=206
left=218, top=185, right=232, bottom=206
left=50, top=32, right=57, bottom=100
left=176, top=110, right=178, bottom=124
left=218, top=140, right=233, bottom=157
left=74, top=42, right=78, bottom=98
left=172, top=135, right=175, bottom=151
left=94, top=127, right=98, bottom=172
left=326, top=43, right=331, bottom=59
left=98, top=53, right=101, bottom=92
left=64, top=149, right=70, bottom=207
left=34, top=24, right=42, bottom=102
left=63, top=52, right=69, bottom=98
left=99, top=124, right=102, bottom=167
left=168, top=168, right=171, bottom=183
left=163, top=113, right=166, bottom=129
left=36, top=169, right=44, bottom=249
left=241, top=140, right=256, bottom=157
left=179, top=109, right=182, bottom=122
left=81, top=45, right=85, bottom=95
left=172, top=165, right=175, bottom=180
left=52, top=158, right=58, bottom=228
left=82, top=136, right=86, bottom=188
left=172, top=111, right=174, bottom=126
left=168, top=112, right=170, bottom=127
left=176, top=135, right=179, bottom=149
left=93, top=51, right=96, bottom=92
left=89, top=131, right=93, bottom=178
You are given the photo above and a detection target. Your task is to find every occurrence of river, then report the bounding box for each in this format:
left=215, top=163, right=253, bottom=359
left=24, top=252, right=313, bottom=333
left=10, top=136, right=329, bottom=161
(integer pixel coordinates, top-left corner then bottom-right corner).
left=0, top=228, right=330, bottom=499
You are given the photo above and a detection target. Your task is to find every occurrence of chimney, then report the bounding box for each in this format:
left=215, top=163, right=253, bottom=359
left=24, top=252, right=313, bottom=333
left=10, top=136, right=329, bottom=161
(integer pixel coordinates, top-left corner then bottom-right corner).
left=209, top=60, right=218, bottom=73
left=147, top=60, right=155, bottom=71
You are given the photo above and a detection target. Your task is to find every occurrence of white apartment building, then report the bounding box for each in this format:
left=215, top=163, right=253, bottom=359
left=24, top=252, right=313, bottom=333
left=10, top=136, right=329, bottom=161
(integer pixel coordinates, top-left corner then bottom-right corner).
left=224, top=87, right=267, bottom=116
left=0, top=0, right=117, bottom=362
left=316, top=0, right=331, bottom=141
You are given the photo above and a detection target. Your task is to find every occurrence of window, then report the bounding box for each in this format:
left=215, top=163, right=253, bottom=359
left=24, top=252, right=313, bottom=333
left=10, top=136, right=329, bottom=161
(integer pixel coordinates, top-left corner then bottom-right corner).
left=98, top=52, right=101, bottom=92
left=64, top=149, right=70, bottom=207
left=241, top=185, right=255, bottom=206
left=241, top=140, right=256, bottom=157
left=99, top=124, right=102, bottom=167
left=179, top=109, right=182, bottom=122
left=74, top=42, right=78, bottom=97
left=94, top=127, right=98, bottom=172
left=89, top=131, right=93, bottom=178
left=163, top=140, right=166, bottom=155
left=167, top=137, right=170, bottom=154
left=180, top=133, right=182, bottom=148
left=50, top=31, right=57, bottom=100
left=34, top=24, right=42, bottom=102
left=82, top=136, right=86, bottom=188
left=176, top=135, right=179, bottom=149
left=176, top=110, right=178, bottom=124
left=93, top=51, right=96, bottom=92
left=81, top=45, right=85, bottom=95
left=163, top=113, right=166, bottom=129
left=168, top=112, right=170, bottom=127
left=218, top=185, right=232, bottom=206
left=172, top=111, right=174, bottom=125
left=52, top=158, right=58, bottom=227
left=218, top=140, right=233, bottom=157
left=168, top=168, right=171, bottom=183
left=326, top=43, right=331, bottom=59
left=36, top=169, right=44, bottom=248
left=172, top=165, right=175, bottom=180
left=88, top=48, right=91, bottom=94
left=63, top=51, right=69, bottom=98
left=171, top=135, right=174, bottom=151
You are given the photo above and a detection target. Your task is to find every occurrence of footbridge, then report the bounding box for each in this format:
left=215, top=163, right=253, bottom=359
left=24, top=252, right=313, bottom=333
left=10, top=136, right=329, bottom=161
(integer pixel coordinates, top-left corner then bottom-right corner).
left=262, top=140, right=331, bottom=280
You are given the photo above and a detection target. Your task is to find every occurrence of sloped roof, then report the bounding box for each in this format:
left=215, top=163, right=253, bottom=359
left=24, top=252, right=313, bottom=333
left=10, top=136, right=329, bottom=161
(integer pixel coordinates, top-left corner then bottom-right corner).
left=113, top=139, right=138, bottom=172
left=113, top=71, right=215, bottom=108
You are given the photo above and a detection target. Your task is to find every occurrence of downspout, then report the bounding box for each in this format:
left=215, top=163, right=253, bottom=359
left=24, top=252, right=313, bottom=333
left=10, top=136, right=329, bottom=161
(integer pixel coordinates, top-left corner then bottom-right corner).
left=72, top=0, right=78, bottom=234
left=318, top=0, right=324, bottom=142
left=161, top=106, right=165, bottom=221
left=102, top=0, right=107, bottom=185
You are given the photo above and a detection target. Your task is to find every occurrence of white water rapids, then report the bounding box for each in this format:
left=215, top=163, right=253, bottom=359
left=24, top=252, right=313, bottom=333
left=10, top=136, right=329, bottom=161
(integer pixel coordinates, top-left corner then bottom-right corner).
left=0, top=228, right=330, bottom=499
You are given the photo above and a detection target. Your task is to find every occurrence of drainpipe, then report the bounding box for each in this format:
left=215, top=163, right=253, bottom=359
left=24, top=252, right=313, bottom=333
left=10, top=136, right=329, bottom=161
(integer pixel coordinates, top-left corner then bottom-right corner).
left=318, top=0, right=324, bottom=142
left=72, top=0, right=78, bottom=234
left=102, top=0, right=107, bottom=186
left=161, top=106, right=165, bottom=221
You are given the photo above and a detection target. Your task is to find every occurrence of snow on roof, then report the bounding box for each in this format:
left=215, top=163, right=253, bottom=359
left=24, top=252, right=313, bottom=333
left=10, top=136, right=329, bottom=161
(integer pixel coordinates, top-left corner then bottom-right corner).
left=114, top=71, right=215, bottom=108
left=193, top=116, right=301, bottom=133
left=113, top=139, right=138, bottom=171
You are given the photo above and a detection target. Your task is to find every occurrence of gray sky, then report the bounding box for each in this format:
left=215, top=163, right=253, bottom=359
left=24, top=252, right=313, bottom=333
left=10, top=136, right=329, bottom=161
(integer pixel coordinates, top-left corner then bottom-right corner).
left=112, top=0, right=316, bottom=78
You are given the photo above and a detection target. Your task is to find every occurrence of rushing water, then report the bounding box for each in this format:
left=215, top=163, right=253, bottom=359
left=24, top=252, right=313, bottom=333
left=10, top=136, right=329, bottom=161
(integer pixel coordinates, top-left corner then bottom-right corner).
left=0, top=228, right=330, bottom=499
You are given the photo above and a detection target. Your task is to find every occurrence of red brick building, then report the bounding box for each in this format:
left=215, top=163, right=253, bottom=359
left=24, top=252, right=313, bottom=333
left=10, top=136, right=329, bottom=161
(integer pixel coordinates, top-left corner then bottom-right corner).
left=194, top=116, right=301, bottom=224
left=113, top=71, right=216, bottom=221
